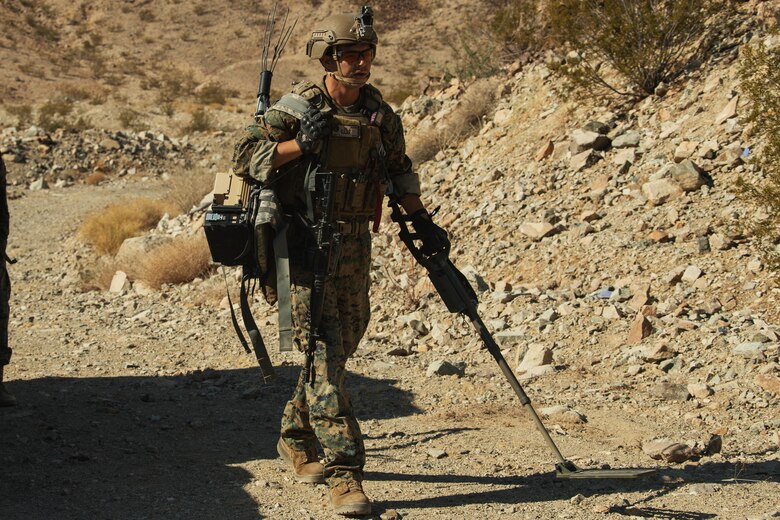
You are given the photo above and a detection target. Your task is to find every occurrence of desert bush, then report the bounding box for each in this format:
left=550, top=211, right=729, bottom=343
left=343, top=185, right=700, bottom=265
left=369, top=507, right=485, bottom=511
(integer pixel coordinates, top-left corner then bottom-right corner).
left=444, top=0, right=547, bottom=79
left=85, top=172, right=107, bottom=186
left=408, top=78, right=497, bottom=164
left=25, top=13, right=60, bottom=41
left=6, top=104, right=33, bottom=128
left=166, top=166, right=214, bottom=214
left=37, top=98, right=74, bottom=132
left=183, top=108, right=214, bottom=134
left=139, top=9, right=156, bottom=22
left=156, top=68, right=198, bottom=103
left=547, top=0, right=726, bottom=97
left=137, top=234, right=213, bottom=289
left=737, top=42, right=780, bottom=273
left=80, top=198, right=171, bottom=255
left=119, top=108, right=148, bottom=131
left=195, top=82, right=238, bottom=105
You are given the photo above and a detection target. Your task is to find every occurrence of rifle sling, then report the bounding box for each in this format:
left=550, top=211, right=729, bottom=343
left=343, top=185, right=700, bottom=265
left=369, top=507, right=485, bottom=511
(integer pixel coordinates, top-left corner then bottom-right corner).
left=274, top=220, right=293, bottom=352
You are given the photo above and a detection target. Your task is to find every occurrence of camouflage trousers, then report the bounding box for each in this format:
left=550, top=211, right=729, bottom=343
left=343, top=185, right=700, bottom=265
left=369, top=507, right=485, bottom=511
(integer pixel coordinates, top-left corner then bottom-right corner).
left=281, top=231, right=371, bottom=486
left=1, top=259, right=11, bottom=366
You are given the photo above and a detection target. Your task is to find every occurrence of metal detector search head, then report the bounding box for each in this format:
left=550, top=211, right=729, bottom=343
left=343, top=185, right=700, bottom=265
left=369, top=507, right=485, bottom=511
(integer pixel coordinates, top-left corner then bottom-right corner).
left=555, top=460, right=657, bottom=479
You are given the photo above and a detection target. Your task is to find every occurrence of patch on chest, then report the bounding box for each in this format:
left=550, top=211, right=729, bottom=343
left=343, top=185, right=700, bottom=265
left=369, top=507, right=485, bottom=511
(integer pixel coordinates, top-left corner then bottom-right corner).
left=333, top=124, right=361, bottom=139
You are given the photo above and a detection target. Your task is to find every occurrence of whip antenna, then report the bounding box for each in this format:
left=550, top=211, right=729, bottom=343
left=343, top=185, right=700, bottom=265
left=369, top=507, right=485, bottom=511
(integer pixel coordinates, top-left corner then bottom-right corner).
left=255, top=3, right=297, bottom=119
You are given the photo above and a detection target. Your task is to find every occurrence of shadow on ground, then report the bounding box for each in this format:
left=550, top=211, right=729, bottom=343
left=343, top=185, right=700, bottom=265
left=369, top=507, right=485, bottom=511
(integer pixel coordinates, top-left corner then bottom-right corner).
left=0, top=365, right=419, bottom=520
left=369, top=458, right=779, bottom=519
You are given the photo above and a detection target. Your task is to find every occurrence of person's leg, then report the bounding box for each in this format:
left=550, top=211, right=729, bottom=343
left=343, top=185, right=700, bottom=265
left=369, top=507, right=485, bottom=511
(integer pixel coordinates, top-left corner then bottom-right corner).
left=0, top=261, right=15, bottom=407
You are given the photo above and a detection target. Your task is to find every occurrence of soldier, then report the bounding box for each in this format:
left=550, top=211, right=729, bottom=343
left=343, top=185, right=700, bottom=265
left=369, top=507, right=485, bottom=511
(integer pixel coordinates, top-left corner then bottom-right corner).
left=242, top=7, right=448, bottom=516
left=0, top=157, right=15, bottom=407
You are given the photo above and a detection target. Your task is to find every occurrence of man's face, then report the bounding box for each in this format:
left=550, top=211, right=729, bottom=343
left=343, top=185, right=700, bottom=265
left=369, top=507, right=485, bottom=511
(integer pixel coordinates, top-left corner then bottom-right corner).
left=326, top=43, right=375, bottom=80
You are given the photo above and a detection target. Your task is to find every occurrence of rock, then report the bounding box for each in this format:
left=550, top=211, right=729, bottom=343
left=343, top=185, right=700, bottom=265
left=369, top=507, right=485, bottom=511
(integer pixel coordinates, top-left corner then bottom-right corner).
left=602, top=305, right=623, bottom=320
left=613, top=130, right=641, bottom=148
left=628, top=314, right=653, bottom=344
left=642, top=179, right=683, bottom=205
left=674, top=142, right=698, bottom=162
left=517, top=344, right=553, bottom=373
left=495, top=329, right=526, bottom=346
left=519, top=221, right=558, bottom=240
left=687, top=383, right=713, bottom=399
left=709, top=233, right=733, bottom=251
left=571, top=129, right=610, bottom=154
left=648, top=230, right=671, bottom=243
left=460, top=266, right=490, bottom=292
left=671, top=160, right=708, bottom=191
left=380, top=510, right=402, bottom=520
left=519, top=365, right=555, bottom=380
left=583, top=120, right=609, bottom=134
left=571, top=149, right=600, bottom=171
left=652, top=382, right=690, bottom=401
left=663, top=266, right=686, bottom=285
left=29, top=177, right=48, bottom=190
left=109, top=271, right=130, bottom=294
left=681, top=265, right=703, bottom=284
left=715, top=96, right=739, bottom=125
left=426, top=360, right=465, bottom=377
left=99, top=138, right=121, bottom=150
left=427, top=448, right=448, bottom=459
left=733, top=342, right=767, bottom=359
left=643, top=343, right=676, bottom=362
left=538, top=309, right=559, bottom=325
left=613, top=148, right=636, bottom=166
left=540, top=405, right=587, bottom=423
left=642, top=439, right=697, bottom=463
left=116, top=235, right=173, bottom=268
left=494, top=108, right=512, bottom=125
left=536, top=140, right=554, bottom=161
left=754, top=373, right=780, bottom=395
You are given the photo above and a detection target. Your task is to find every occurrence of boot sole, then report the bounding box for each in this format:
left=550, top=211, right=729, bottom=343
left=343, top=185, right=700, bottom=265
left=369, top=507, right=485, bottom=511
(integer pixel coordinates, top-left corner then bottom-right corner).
left=276, top=439, right=325, bottom=484
left=333, top=502, right=372, bottom=516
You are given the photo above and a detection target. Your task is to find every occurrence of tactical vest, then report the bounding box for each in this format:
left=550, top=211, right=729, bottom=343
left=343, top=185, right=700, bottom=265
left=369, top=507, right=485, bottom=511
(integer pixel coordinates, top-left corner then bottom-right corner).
left=270, top=80, right=389, bottom=231
left=325, top=111, right=386, bottom=222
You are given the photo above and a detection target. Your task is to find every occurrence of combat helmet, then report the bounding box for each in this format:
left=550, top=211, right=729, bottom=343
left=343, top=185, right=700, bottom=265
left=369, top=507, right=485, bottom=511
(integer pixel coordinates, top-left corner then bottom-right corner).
left=306, top=6, right=377, bottom=60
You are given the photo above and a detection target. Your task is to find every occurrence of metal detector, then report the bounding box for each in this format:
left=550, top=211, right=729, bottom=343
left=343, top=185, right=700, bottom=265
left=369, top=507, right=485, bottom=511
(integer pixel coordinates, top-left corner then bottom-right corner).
left=390, top=202, right=656, bottom=479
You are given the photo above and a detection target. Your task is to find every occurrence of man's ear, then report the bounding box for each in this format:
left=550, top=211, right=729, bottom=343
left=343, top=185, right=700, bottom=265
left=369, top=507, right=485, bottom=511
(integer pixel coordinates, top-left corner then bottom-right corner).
left=320, top=55, right=337, bottom=73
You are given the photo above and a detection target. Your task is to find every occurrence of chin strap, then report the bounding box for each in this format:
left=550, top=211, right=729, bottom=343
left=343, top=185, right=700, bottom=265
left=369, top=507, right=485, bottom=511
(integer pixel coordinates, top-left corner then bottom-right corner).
left=330, top=60, right=369, bottom=88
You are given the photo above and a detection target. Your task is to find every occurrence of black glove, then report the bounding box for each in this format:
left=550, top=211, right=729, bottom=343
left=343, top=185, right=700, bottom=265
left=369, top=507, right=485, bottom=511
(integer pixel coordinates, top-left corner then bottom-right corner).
left=410, top=209, right=450, bottom=256
left=296, top=106, right=332, bottom=155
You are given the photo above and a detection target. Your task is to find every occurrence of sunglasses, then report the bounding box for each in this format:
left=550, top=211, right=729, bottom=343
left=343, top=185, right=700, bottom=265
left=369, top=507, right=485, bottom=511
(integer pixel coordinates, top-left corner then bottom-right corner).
left=334, top=47, right=375, bottom=64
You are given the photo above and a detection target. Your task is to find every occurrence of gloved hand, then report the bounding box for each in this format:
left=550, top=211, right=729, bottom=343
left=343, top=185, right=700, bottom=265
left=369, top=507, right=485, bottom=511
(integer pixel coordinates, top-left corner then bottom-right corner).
left=296, top=106, right=332, bottom=155
left=410, top=209, right=450, bottom=256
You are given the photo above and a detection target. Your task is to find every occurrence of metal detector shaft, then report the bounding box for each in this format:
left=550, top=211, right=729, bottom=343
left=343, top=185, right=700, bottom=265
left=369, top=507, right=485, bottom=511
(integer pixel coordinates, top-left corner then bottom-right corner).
left=467, top=311, right=568, bottom=465
left=388, top=201, right=569, bottom=466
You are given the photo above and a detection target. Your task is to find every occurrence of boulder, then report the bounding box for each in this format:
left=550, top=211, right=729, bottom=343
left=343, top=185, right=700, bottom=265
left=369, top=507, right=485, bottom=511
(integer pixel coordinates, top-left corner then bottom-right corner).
left=642, top=179, right=683, bottom=205
left=671, top=160, right=708, bottom=191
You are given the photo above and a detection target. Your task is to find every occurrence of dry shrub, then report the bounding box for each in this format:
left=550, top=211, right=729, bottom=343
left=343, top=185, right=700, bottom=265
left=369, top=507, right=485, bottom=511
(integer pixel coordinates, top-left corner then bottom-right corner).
left=166, top=166, right=214, bottom=213
left=548, top=0, right=728, bottom=97
left=182, top=107, right=214, bottom=134
left=137, top=234, right=213, bottom=288
left=80, top=198, right=171, bottom=255
left=408, top=78, right=497, bottom=164
left=85, top=172, right=107, bottom=185
left=195, top=81, right=238, bottom=105
left=737, top=42, right=780, bottom=273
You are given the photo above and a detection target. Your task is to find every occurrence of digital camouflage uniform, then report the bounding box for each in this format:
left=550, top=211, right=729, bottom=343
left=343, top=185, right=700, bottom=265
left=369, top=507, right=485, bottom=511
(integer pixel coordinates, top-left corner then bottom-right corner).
left=1, top=157, right=11, bottom=370
left=239, top=78, right=420, bottom=486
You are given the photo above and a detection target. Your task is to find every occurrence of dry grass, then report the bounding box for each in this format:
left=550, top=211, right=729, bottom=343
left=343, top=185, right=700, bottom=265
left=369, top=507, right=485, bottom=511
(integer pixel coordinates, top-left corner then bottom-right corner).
left=85, top=172, right=107, bottom=185
left=166, top=166, right=214, bottom=213
left=137, top=234, right=213, bottom=289
left=80, top=198, right=171, bottom=255
left=408, top=78, right=498, bottom=164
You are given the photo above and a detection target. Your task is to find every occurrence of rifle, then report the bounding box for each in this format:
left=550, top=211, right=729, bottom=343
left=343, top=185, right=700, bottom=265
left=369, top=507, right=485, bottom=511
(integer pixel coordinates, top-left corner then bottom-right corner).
left=390, top=200, right=655, bottom=479
left=301, top=165, right=342, bottom=387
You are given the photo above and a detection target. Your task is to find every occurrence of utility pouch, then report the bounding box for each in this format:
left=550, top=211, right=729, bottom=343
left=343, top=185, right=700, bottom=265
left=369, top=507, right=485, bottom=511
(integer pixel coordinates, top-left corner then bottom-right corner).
left=204, top=170, right=255, bottom=266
